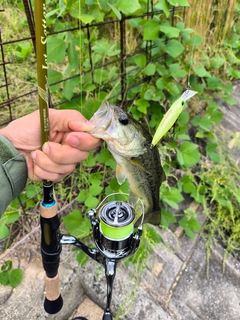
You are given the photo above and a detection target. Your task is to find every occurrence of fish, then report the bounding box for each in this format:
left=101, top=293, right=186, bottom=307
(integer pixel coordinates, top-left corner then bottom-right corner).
left=88, top=101, right=165, bottom=225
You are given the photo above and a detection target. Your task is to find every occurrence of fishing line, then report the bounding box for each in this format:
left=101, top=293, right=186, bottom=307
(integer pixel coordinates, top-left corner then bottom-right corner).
left=96, top=192, right=145, bottom=227
left=186, top=31, right=198, bottom=89
left=77, top=0, right=84, bottom=110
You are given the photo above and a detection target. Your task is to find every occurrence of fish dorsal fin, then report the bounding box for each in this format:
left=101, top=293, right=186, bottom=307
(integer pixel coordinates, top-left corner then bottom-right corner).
left=116, top=164, right=126, bottom=185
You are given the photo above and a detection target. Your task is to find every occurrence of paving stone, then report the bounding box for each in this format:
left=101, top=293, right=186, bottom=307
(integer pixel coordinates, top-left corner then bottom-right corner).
left=169, top=239, right=240, bottom=320
left=0, top=246, right=86, bottom=320
left=161, top=202, right=207, bottom=262
left=80, top=259, right=174, bottom=320
left=71, top=297, right=104, bottom=320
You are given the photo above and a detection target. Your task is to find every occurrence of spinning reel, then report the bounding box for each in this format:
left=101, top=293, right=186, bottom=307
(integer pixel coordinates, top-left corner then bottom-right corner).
left=60, top=194, right=143, bottom=320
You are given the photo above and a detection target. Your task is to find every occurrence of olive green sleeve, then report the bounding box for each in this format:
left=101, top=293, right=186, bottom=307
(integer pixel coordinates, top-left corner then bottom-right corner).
left=0, top=135, right=28, bottom=217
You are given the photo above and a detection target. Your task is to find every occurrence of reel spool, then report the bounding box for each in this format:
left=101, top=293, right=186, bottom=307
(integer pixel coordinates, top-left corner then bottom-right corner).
left=99, top=201, right=134, bottom=255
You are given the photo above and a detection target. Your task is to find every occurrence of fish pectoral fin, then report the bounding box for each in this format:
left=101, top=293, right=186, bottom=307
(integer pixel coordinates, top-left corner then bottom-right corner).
left=116, top=164, right=126, bottom=185
left=129, top=191, right=139, bottom=208
left=129, top=158, right=150, bottom=174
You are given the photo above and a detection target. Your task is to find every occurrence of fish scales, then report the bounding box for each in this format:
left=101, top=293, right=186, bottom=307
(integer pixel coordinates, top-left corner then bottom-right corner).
left=88, top=102, right=165, bottom=225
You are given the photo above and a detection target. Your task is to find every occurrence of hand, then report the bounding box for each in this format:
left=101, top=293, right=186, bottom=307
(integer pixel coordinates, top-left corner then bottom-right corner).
left=0, top=109, right=101, bottom=182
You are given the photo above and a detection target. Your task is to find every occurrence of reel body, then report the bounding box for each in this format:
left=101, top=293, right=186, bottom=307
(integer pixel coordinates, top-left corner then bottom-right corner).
left=99, top=201, right=135, bottom=255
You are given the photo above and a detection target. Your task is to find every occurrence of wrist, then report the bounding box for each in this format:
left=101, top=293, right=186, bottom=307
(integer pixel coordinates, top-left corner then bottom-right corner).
left=0, top=134, right=20, bottom=164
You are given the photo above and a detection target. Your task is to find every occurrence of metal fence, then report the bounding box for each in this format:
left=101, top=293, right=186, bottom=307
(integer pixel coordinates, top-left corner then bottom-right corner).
left=0, top=1, right=180, bottom=127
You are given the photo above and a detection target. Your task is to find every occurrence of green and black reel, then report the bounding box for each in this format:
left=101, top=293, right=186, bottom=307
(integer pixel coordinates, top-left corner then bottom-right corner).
left=61, top=196, right=143, bottom=320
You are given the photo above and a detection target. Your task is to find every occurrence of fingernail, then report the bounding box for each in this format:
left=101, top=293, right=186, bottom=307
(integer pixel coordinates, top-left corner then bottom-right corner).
left=83, top=121, right=96, bottom=131
left=86, top=121, right=95, bottom=127
left=67, top=136, right=79, bottom=147
left=30, top=151, right=36, bottom=162
left=42, top=142, right=49, bottom=154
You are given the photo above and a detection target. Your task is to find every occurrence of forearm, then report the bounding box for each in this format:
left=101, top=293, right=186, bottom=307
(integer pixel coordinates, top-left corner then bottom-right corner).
left=0, top=133, right=27, bottom=217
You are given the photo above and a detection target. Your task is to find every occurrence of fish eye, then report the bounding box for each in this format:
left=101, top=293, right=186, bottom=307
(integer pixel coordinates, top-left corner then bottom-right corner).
left=119, top=115, right=129, bottom=125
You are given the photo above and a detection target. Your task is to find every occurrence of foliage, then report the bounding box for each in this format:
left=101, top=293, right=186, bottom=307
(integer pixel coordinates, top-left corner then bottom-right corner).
left=1, top=0, right=240, bottom=271
left=0, top=260, right=23, bottom=288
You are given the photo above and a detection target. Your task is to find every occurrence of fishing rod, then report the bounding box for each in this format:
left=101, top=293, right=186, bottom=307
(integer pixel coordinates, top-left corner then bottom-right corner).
left=34, top=0, right=63, bottom=314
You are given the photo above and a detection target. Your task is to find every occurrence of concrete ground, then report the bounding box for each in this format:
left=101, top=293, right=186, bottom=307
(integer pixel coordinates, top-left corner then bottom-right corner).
left=0, top=82, right=239, bottom=319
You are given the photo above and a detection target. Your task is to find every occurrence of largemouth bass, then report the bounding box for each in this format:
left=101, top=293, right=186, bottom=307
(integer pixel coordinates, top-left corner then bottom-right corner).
left=88, top=102, right=165, bottom=225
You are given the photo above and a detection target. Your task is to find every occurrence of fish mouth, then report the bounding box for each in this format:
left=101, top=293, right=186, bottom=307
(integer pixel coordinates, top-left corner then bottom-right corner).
left=90, top=101, right=113, bottom=134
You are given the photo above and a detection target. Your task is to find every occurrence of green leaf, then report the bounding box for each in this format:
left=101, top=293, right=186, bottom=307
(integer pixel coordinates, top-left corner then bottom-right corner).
left=134, top=54, right=147, bottom=67
left=206, top=142, right=217, bottom=153
left=84, top=196, right=99, bottom=209
left=9, top=268, right=23, bottom=288
left=94, top=69, right=108, bottom=84
left=169, top=63, right=187, bottom=79
left=89, top=172, right=103, bottom=186
left=147, top=227, right=161, bottom=244
left=63, top=77, right=79, bottom=101
left=76, top=251, right=89, bottom=267
left=62, top=209, right=91, bottom=238
left=4, top=211, right=20, bottom=225
left=177, top=142, right=200, bottom=167
left=223, top=94, right=236, bottom=105
left=0, top=271, right=9, bottom=286
left=143, top=20, right=159, bottom=40
left=68, top=38, right=80, bottom=70
left=144, top=63, right=156, bottom=76
left=0, top=222, right=9, bottom=240
left=160, top=25, right=180, bottom=38
left=178, top=216, right=201, bottom=239
left=82, top=150, right=97, bottom=167
left=159, top=0, right=170, bottom=17
left=62, top=209, right=82, bottom=231
left=191, top=115, right=200, bottom=127
left=167, top=0, right=189, bottom=6
left=89, top=185, right=103, bottom=196
left=186, top=34, right=202, bottom=46
left=96, top=148, right=112, bottom=164
left=108, top=3, right=121, bottom=20
left=183, top=182, right=196, bottom=194
left=162, top=187, right=184, bottom=209
left=77, top=190, right=89, bottom=203
left=118, top=0, right=141, bottom=14
left=165, top=40, right=185, bottom=58
left=188, top=218, right=201, bottom=231
left=161, top=209, right=177, bottom=228
left=69, top=2, right=95, bottom=23
left=47, top=37, right=66, bottom=63
left=195, top=66, right=211, bottom=77
left=208, top=152, right=220, bottom=162
left=207, top=77, right=224, bottom=90
left=199, top=116, right=212, bottom=131
left=1, top=260, right=12, bottom=271
left=135, top=99, right=150, bottom=114
left=177, top=111, right=189, bottom=125
left=183, top=227, right=196, bottom=239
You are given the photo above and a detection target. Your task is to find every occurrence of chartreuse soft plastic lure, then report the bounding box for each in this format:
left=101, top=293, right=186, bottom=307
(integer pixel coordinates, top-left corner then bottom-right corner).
left=151, top=90, right=198, bottom=146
